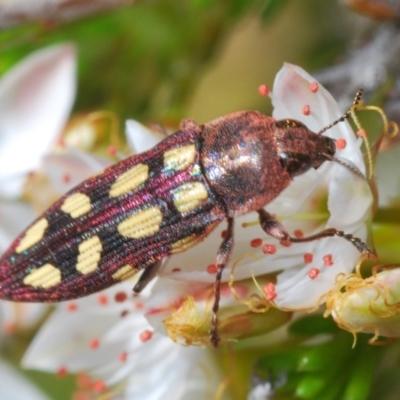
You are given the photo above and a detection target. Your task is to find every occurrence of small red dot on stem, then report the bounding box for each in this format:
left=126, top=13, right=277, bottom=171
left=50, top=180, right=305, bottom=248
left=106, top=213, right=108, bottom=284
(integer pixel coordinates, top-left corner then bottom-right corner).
left=135, top=302, right=144, bottom=310
left=294, top=229, right=304, bottom=238
left=302, top=105, right=311, bottom=116
left=67, top=302, right=78, bottom=311
left=139, top=330, right=153, bottom=342
left=92, top=380, right=106, bottom=393
left=108, top=145, right=117, bottom=156
left=250, top=238, right=262, bottom=248
left=3, top=322, right=15, bottom=334
left=336, top=139, right=347, bottom=150
left=304, top=253, right=313, bottom=264
left=115, top=292, right=127, bottom=302
left=310, top=82, right=319, bottom=93
left=57, top=367, right=68, bottom=378
left=207, top=264, right=218, bottom=274
left=262, top=244, right=277, bottom=255
left=323, top=254, right=334, bottom=267
left=62, top=174, right=71, bottom=183
left=357, top=129, right=367, bottom=138
left=258, top=84, right=270, bottom=96
left=89, top=338, right=100, bottom=350
left=263, top=283, right=277, bottom=301
left=97, top=294, right=108, bottom=305
left=308, top=268, right=320, bottom=279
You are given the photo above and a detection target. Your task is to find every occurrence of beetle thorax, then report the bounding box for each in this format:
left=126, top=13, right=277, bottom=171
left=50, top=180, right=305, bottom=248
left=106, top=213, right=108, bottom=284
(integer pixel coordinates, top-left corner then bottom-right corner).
left=200, top=111, right=293, bottom=217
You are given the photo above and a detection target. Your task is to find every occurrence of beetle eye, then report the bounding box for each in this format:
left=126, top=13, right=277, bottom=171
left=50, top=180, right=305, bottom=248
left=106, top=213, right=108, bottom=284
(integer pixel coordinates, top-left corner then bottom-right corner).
left=280, top=152, right=313, bottom=177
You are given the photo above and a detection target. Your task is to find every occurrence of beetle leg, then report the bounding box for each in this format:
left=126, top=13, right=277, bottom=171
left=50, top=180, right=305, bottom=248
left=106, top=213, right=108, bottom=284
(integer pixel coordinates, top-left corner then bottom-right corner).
left=133, top=260, right=163, bottom=293
left=210, top=217, right=234, bottom=348
left=257, top=208, right=374, bottom=256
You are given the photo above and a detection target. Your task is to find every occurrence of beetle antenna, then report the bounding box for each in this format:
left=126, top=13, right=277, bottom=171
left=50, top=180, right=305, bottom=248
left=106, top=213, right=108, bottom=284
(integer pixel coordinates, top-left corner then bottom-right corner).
left=317, top=89, right=363, bottom=136
left=322, top=153, right=365, bottom=180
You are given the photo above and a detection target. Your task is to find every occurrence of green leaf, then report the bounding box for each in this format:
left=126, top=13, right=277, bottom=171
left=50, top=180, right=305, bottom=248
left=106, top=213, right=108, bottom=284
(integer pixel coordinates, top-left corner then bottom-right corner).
left=289, top=314, right=339, bottom=336
left=297, top=334, right=353, bottom=372
left=342, top=344, right=380, bottom=400
left=295, top=371, right=329, bottom=398
left=261, top=0, right=290, bottom=22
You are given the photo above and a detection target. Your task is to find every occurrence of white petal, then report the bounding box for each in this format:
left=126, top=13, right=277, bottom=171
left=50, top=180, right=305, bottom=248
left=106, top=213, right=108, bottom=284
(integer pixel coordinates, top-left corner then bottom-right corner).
left=327, top=165, right=372, bottom=229
left=43, top=150, right=110, bottom=195
left=0, top=44, right=76, bottom=198
left=23, top=283, right=152, bottom=374
left=274, top=227, right=363, bottom=308
left=22, top=306, right=126, bottom=371
left=23, top=281, right=229, bottom=400
left=125, top=347, right=222, bottom=400
left=125, top=119, right=165, bottom=154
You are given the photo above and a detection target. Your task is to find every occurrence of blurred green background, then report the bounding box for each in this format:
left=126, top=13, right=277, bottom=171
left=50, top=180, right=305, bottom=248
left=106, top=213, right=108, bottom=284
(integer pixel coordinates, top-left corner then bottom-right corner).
left=0, top=0, right=357, bottom=124
left=1, top=1, right=393, bottom=399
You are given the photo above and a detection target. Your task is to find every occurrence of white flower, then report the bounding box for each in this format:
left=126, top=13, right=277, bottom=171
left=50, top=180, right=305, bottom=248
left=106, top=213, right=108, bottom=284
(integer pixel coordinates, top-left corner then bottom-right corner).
left=0, top=43, right=76, bottom=250
left=325, top=265, right=400, bottom=342
left=0, top=44, right=76, bottom=199
left=23, top=283, right=230, bottom=399
left=0, top=44, right=76, bottom=335
left=0, top=42, right=76, bottom=249
left=17, top=63, right=373, bottom=397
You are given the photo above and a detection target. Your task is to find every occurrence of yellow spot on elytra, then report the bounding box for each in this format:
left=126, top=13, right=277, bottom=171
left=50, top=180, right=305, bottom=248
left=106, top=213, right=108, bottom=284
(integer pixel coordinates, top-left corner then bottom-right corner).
left=76, top=236, right=102, bottom=274
left=109, top=163, right=149, bottom=197
left=23, top=264, right=61, bottom=288
left=173, top=182, right=208, bottom=213
left=61, top=193, right=91, bottom=219
left=118, top=207, right=163, bottom=239
left=112, top=264, right=138, bottom=281
left=164, top=145, right=196, bottom=171
left=171, top=234, right=202, bottom=253
left=16, top=218, right=48, bottom=253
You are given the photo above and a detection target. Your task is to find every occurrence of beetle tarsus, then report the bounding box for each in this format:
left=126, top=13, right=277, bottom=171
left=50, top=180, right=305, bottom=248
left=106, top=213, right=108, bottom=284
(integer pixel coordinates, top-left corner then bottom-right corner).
left=210, top=217, right=234, bottom=348
left=257, top=209, right=374, bottom=256
left=133, top=260, right=163, bottom=293
left=333, top=230, right=375, bottom=256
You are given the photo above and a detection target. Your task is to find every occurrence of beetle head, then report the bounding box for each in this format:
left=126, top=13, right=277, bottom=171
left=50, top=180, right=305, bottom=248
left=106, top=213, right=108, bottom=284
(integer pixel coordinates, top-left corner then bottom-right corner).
left=274, top=88, right=366, bottom=179
left=273, top=119, right=336, bottom=178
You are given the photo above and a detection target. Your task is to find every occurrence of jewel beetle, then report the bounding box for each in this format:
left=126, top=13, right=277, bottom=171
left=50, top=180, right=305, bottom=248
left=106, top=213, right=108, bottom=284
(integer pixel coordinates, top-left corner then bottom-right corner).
left=0, top=89, right=372, bottom=346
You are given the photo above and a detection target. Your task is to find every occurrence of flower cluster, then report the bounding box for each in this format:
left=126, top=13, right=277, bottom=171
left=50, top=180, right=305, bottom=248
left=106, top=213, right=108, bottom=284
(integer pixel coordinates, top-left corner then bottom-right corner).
left=1, top=45, right=399, bottom=399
